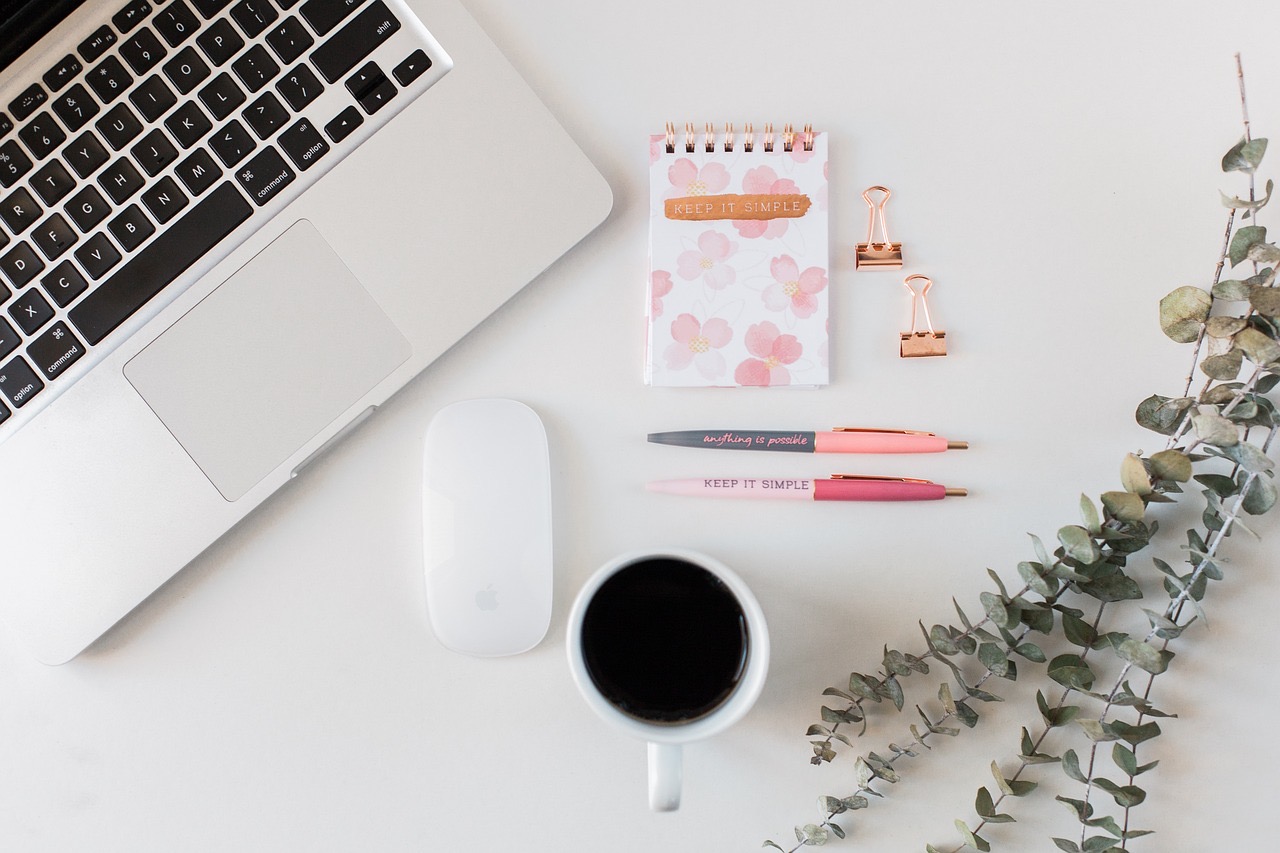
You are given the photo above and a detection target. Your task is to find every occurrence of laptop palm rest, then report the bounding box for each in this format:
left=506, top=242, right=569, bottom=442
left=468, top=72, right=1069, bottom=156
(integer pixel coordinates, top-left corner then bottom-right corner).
left=124, top=220, right=411, bottom=501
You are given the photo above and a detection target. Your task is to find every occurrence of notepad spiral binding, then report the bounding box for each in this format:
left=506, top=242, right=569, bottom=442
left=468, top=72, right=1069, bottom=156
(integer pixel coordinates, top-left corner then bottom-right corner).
left=664, top=122, right=815, bottom=154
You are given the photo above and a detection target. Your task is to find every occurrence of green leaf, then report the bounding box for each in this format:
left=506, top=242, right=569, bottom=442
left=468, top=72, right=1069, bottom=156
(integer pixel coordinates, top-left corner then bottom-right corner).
left=1221, top=178, right=1274, bottom=212
left=1149, top=449, right=1192, bottom=482
left=1201, top=349, right=1244, bottom=380
left=848, top=673, right=882, bottom=703
left=953, top=701, right=979, bottom=728
left=1083, top=573, right=1143, bottom=602
left=1158, top=286, right=1212, bottom=340
left=1192, top=408, right=1239, bottom=447
left=1048, top=654, right=1095, bottom=690
left=795, top=823, right=829, bottom=845
left=1061, top=748, right=1088, bottom=783
left=1242, top=474, right=1278, bottom=515
left=882, top=674, right=905, bottom=711
left=978, top=642, right=1009, bottom=678
left=1017, top=560, right=1058, bottom=596
left=1222, top=136, right=1268, bottom=173
left=828, top=823, right=845, bottom=840
left=1221, top=440, right=1275, bottom=474
left=1112, top=743, right=1138, bottom=776
left=1196, top=473, right=1239, bottom=497
left=1062, top=612, right=1098, bottom=648
left=1135, top=394, right=1194, bottom=435
left=1077, top=719, right=1119, bottom=742
left=1101, top=490, right=1145, bottom=522
left=1251, top=286, right=1280, bottom=318
left=1235, top=326, right=1280, bottom=365
left=1213, top=278, right=1253, bottom=300
left=1083, top=835, right=1121, bottom=852
left=1115, top=637, right=1174, bottom=674
left=1014, top=641, right=1047, bottom=662
left=1053, top=840, right=1082, bottom=853
left=953, top=819, right=990, bottom=852
left=1079, top=494, right=1100, bottom=534
left=1228, top=225, right=1267, bottom=267
left=1058, top=525, right=1101, bottom=564
left=974, top=785, right=994, bottom=817
left=763, top=842, right=785, bottom=851
left=1111, top=720, right=1161, bottom=746
left=1120, top=454, right=1153, bottom=495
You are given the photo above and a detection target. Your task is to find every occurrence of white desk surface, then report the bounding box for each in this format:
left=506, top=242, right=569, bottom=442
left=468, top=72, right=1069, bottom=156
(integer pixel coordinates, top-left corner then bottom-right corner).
left=4, top=2, right=1280, bottom=850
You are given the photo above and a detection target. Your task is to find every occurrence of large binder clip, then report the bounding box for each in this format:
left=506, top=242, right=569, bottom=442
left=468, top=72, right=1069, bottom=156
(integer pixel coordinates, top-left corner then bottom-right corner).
left=855, top=186, right=903, bottom=270
left=900, top=274, right=947, bottom=358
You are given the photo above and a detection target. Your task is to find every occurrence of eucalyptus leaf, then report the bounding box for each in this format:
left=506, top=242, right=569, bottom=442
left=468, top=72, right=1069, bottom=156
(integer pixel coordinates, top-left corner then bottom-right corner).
left=1228, top=224, right=1267, bottom=267
left=1222, top=136, right=1268, bottom=173
left=1205, top=316, right=1247, bottom=338
left=1115, top=637, right=1174, bottom=674
left=1201, top=349, right=1244, bottom=380
left=1058, top=525, right=1101, bottom=564
left=1235, top=326, right=1280, bottom=365
left=1120, top=454, right=1153, bottom=495
left=1192, top=409, right=1240, bottom=446
left=1248, top=241, right=1280, bottom=264
left=953, top=820, right=991, bottom=853
left=1212, top=278, right=1253, bottom=301
left=1158, top=286, right=1212, bottom=341
left=1220, top=177, right=1274, bottom=210
left=1251, top=286, right=1280, bottom=318
left=1101, top=490, right=1145, bottom=522
left=1061, top=749, right=1088, bottom=783
left=1241, top=473, right=1278, bottom=515
left=1079, top=494, right=1100, bottom=534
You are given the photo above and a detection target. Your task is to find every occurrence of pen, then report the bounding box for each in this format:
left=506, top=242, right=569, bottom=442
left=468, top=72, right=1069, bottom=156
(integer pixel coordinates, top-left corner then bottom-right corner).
left=647, top=428, right=968, bottom=454
left=647, top=476, right=968, bottom=501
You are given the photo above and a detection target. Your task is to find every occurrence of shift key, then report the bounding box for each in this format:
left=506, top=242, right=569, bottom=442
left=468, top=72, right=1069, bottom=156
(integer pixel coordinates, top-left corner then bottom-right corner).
left=310, top=1, right=400, bottom=83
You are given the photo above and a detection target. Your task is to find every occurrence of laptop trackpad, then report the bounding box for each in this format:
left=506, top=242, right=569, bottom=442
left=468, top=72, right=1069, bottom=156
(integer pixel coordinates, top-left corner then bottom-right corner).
left=125, top=220, right=411, bottom=501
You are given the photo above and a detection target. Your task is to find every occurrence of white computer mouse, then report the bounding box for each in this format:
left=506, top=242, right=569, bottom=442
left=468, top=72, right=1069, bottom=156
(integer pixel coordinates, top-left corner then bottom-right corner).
left=422, top=399, right=552, bottom=656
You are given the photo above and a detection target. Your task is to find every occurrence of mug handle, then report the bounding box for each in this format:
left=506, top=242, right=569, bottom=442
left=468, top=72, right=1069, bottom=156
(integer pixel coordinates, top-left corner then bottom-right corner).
left=647, top=742, right=682, bottom=811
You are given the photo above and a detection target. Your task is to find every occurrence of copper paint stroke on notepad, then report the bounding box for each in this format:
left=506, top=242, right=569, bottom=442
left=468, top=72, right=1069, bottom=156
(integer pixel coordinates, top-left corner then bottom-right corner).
left=665, top=193, right=813, bottom=221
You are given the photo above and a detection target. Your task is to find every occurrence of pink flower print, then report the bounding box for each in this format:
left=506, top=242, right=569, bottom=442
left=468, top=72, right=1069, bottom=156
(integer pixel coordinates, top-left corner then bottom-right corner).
left=763, top=255, right=827, bottom=320
left=665, top=313, right=733, bottom=380
left=818, top=160, right=829, bottom=211
left=676, top=230, right=738, bottom=290
left=667, top=158, right=730, bottom=199
left=732, top=166, right=800, bottom=239
left=650, top=269, right=673, bottom=318
left=786, top=133, right=816, bottom=164
left=649, top=134, right=665, bottom=165
left=735, top=321, right=802, bottom=386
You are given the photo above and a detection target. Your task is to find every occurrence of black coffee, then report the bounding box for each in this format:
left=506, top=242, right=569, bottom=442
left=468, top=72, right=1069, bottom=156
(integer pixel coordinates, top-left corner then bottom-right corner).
left=581, top=558, right=749, bottom=723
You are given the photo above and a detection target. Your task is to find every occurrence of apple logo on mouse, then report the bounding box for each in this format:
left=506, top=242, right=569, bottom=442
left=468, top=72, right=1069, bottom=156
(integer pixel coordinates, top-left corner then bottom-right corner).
left=475, top=585, right=499, bottom=611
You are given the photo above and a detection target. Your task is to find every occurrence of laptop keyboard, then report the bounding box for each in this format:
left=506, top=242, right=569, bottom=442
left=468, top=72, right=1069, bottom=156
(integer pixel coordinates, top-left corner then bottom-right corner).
left=0, top=0, right=444, bottom=436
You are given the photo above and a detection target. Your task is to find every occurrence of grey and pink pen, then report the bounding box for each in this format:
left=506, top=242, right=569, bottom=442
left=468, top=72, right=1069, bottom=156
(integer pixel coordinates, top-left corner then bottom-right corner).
left=646, top=428, right=969, bottom=502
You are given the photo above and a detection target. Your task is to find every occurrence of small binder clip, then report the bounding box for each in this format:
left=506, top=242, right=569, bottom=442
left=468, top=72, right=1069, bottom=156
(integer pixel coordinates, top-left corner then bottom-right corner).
left=855, top=186, right=903, bottom=270
left=900, top=274, right=947, bottom=358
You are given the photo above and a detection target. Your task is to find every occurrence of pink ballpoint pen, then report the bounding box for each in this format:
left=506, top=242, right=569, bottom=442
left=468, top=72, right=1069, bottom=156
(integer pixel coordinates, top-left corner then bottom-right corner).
left=647, top=475, right=968, bottom=502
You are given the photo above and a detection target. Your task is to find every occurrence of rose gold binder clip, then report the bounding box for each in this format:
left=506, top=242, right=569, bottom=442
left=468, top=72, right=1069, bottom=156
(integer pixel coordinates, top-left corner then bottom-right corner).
left=856, top=186, right=903, bottom=270
left=900, top=274, right=947, bottom=358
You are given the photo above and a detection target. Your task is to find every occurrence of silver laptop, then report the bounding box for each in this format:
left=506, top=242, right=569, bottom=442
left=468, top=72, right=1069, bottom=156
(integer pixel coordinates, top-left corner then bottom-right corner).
left=0, top=0, right=612, bottom=663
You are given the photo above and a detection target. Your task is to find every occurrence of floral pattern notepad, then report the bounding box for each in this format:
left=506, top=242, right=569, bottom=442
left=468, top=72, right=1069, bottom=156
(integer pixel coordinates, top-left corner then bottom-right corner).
left=645, top=128, right=829, bottom=387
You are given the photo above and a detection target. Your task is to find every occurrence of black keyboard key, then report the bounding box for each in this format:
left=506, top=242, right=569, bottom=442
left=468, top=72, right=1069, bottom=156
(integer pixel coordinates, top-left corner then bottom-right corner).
left=301, top=0, right=368, bottom=36
left=142, top=176, right=189, bottom=223
left=18, top=114, right=66, bottom=161
left=109, top=204, right=156, bottom=251
left=0, top=398, right=8, bottom=424
left=0, top=318, right=18, bottom=359
left=0, top=187, right=41, bottom=234
left=0, top=113, right=11, bottom=138
left=98, top=158, right=146, bottom=204
left=120, top=27, right=167, bottom=74
left=97, top=103, right=144, bottom=150
left=9, top=84, right=47, bottom=123
left=234, top=145, right=294, bottom=206
left=278, top=0, right=301, bottom=7
left=231, top=0, right=279, bottom=37
left=131, top=129, right=179, bottom=176
left=1, top=242, right=46, bottom=289
left=0, top=141, right=33, bottom=188
left=69, top=182, right=252, bottom=344
left=27, top=321, right=85, bottom=381
left=8, top=285, right=54, bottom=335
left=164, top=46, right=212, bottom=95
left=155, top=1, right=201, bottom=46
left=310, top=1, right=399, bottom=84
left=75, top=233, right=123, bottom=280
left=41, top=261, right=90, bottom=307
left=66, top=185, right=112, bottom=232
left=88, top=56, right=134, bottom=104
left=199, top=73, right=247, bottom=120
left=393, top=49, right=431, bottom=87
left=165, top=101, right=212, bottom=149
left=43, top=55, right=84, bottom=94
left=113, top=0, right=154, bottom=34
left=32, top=214, right=77, bottom=260
left=51, top=84, right=100, bottom=133
left=130, top=76, right=178, bottom=123
left=345, top=61, right=380, bottom=99
left=64, top=132, right=110, bottom=179
left=79, top=26, right=118, bottom=64
left=0, top=356, right=43, bottom=408
left=30, top=160, right=76, bottom=206
left=232, top=45, right=280, bottom=93
left=175, top=147, right=221, bottom=195
left=351, top=70, right=394, bottom=114
left=243, top=92, right=289, bottom=139
left=192, top=0, right=235, bottom=17
left=278, top=117, right=327, bottom=170
left=266, top=16, right=313, bottom=64
left=276, top=63, right=321, bottom=111
left=210, top=120, right=255, bottom=166
left=324, top=105, right=361, bottom=142
left=196, top=19, right=244, bottom=67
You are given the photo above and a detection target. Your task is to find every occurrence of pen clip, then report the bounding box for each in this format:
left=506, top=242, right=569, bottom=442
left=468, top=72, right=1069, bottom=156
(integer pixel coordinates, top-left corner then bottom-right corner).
left=829, top=474, right=934, bottom=484
left=830, top=427, right=937, bottom=436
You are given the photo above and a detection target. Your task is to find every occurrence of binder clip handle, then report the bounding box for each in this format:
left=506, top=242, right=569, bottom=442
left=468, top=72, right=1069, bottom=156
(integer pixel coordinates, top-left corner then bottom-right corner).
left=855, top=185, right=903, bottom=269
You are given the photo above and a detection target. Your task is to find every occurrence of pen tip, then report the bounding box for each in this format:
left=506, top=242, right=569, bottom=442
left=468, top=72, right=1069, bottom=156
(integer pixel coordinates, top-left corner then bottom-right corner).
left=945, top=487, right=969, bottom=497
left=948, top=441, right=969, bottom=450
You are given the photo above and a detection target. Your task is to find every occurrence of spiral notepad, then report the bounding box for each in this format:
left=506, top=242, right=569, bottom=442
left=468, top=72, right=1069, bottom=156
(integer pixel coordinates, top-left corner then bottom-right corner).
left=645, top=123, right=829, bottom=387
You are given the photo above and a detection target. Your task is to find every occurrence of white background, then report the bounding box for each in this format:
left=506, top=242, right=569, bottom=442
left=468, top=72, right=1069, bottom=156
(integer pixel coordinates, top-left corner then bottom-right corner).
left=4, top=1, right=1280, bottom=850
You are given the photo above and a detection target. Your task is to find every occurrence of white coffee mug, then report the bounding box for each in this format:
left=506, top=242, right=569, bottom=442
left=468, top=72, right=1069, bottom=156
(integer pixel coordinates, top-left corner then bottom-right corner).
left=568, top=548, right=768, bottom=809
